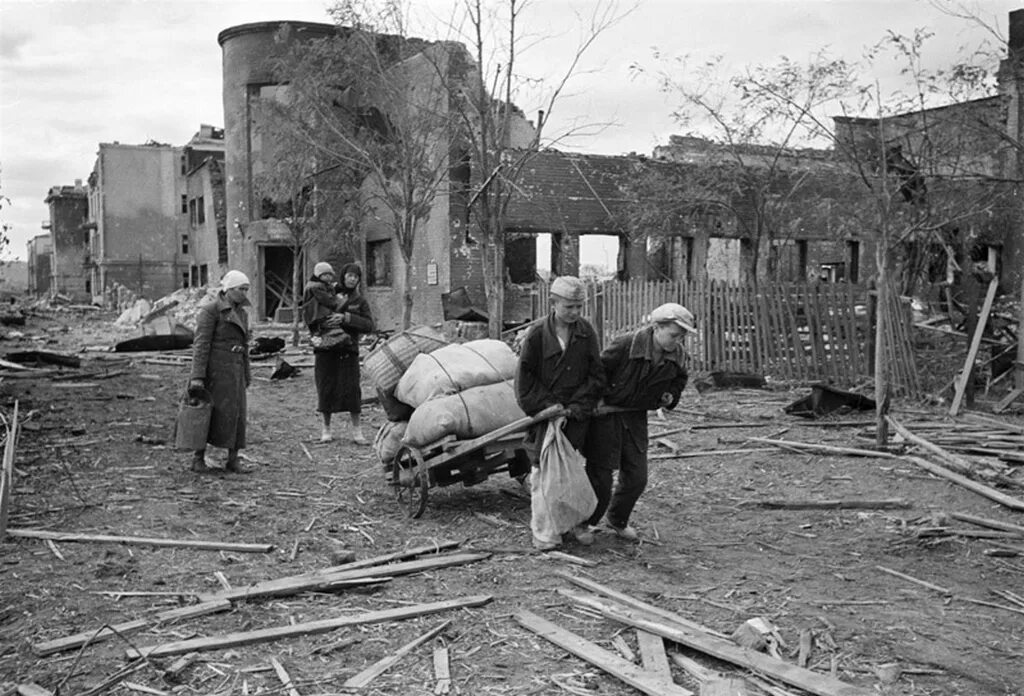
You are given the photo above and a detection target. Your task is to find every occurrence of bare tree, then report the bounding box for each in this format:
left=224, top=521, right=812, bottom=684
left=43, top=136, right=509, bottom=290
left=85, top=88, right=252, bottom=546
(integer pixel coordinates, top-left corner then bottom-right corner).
left=433, top=0, right=633, bottom=336
left=265, top=13, right=463, bottom=329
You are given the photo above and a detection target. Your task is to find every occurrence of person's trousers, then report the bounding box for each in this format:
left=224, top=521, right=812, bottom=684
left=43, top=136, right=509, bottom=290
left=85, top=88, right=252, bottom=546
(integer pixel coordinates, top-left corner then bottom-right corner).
left=585, top=414, right=648, bottom=528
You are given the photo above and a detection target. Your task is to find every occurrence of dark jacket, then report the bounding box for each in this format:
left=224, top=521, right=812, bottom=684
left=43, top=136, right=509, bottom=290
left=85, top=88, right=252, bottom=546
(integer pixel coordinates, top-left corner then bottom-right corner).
left=588, top=325, right=688, bottom=453
left=189, top=294, right=250, bottom=449
left=302, top=277, right=375, bottom=355
left=600, top=326, right=688, bottom=411
left=515, top=313, right=605, bottom=416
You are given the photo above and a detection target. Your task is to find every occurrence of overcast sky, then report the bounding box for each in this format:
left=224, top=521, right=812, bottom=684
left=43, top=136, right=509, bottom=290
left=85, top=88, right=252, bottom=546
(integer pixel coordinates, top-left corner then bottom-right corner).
left=0, top=0, right=1017, bottom=262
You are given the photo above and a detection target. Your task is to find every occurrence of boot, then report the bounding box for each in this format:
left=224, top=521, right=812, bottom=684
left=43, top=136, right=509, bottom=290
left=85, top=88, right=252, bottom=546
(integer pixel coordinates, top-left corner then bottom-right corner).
left=225, top=450, right=253, bottom=474
left=191, top=451, right=211, bottom=473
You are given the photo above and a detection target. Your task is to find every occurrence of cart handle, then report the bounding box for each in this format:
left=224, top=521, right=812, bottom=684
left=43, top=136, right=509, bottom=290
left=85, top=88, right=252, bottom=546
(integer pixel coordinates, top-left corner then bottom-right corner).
left=452, top=404, right=565, bottom=454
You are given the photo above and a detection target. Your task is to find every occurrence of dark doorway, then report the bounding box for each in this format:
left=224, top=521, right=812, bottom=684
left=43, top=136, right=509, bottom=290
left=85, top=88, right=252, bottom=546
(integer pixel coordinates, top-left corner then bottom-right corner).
left=261, top=245, right=295, bottom=321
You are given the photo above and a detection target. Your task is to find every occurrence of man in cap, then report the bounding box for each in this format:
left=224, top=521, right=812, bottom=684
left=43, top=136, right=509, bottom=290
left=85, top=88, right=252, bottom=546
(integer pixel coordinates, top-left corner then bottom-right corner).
left=516, top=275, right=606, bottom=549
left=583, top=302, right=696, bottom=541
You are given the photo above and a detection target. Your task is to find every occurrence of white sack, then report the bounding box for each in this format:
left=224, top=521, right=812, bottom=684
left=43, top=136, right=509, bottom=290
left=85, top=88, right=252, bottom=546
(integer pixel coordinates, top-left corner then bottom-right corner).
left=373, top=420, right=408, bottom=465
left=530, top=416, right=597, bottom=546
left=403, top=380, right=526, bottom=447
left=395, top=339, right=516, bottom=408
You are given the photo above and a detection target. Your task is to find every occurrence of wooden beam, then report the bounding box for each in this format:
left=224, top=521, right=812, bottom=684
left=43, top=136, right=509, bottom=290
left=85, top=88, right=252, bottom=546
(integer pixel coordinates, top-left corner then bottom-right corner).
left=742, top=499, right=910, bottom=510
left=903, top=456, right=1024, bottom=512
left=433, top=647, right=452, bottom=695
left=949, top=511, right=1024, bottom=536
left=270, top=657, right=301, bottom=696
left=886, top=417, right=975, bottom=474
left=516, top=610, right=694, bottom=696
left=343, top=620, right=451, bottom=689
left=127, top=595, right=492, bottom=659
left=7, top=528, right=273, bottom=554
left=748, top=438, right=896, bottom=459
left=198, top=552, right=490, bottom=603
left=555, top=571, right=729, bottom=640
left=561, top=591, right=873, bottom=696
left=1, top=400, right=18, bottom=541
left=950, top=274, right=999, bottom=416
left=32, top=599, right=231, bottom=656
left=994, top=387, right=1024, bottom=414
left=636, top=630, right=673, bottom=685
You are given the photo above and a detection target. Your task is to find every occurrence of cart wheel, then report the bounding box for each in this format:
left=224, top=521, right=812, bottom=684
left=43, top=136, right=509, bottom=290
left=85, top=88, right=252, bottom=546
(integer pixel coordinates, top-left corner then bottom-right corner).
left=393, top=445, right=429, bottom=519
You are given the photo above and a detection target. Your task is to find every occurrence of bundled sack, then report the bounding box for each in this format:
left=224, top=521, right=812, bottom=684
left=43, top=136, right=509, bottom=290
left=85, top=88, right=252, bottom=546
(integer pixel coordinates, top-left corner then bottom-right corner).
left=363, top=326, right=448, bottom=392
left=530, top=416, right=598, bottom=547
left=373, top=420, right=408, bottom=465
left=396, top=339, right=517, bottom=408
left=377, top=385, right=414, bottom=422
left=403, top=379, right=526, bottom=447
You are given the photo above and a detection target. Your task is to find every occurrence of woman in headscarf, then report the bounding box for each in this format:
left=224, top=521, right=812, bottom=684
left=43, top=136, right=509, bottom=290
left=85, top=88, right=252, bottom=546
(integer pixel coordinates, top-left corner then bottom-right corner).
left=303, top=261, right=375, bottom=444
left=188, top=270, right=252, bottom=473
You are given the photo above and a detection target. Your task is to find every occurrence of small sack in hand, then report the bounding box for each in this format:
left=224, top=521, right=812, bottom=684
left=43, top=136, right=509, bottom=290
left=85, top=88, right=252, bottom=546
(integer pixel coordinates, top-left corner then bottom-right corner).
left=530, top=416, right=597, bottom=547
left=174, top=387, right=212, bottom=451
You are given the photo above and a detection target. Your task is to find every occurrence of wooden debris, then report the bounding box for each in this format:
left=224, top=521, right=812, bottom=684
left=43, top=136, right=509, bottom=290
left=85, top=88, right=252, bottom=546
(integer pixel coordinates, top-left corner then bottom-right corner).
left=198, top=552, right=490, bottom=603
left=516, top=610, right=695, bottom=696
left=16, top=685, right=53, bottom=696
left=797, top=629, right=812, bottom=668
left=902, top=456, right=1024, bottom=512
left=742, top=499, right=910, bottom=510
left=162, top=652, right=200, bottom=683
left=127, top=595, right=491, bottom=659
left=331, top=540, right=461, bottom=571
left=749, top=437, right=893, bottom=459
left=122, top=683, right=169, bottom=696
left=32, top=599, right=231, bottom=656
left=556, top=572, right=730, bottom=640
left=561, top=590, right=873, bottom=696
left=270, top=657, right=301, bottom=696
left=1, top=401, right=18, bottom=541
left=473, top=512, right=511, bottom=528
left=545, top=550, right=598, bottom=567
left=433, top=646, right=452, bottom=695
left=949, top=274, right=998, bottom=416
left=949, top=512, right=1024, bottom=536
left=652, top=448, right=776, bottom=461
left=213, top=571, right=232, bottom=591
left=701, top=679, right=750, bottom=695
left=7, top=528, right=274, bottom=553
left=611, top=633, right=637, bottom=662
left=636, top=630, right=673, bottom=685
left=875, top=565, right=951, bottom=595
left=343, top=620, right=451, bottom=689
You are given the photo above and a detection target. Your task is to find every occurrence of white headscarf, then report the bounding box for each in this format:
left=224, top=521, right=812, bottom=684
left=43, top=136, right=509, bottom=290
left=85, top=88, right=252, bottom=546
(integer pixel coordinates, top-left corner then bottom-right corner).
left=220, top=270, right=250, bottom=290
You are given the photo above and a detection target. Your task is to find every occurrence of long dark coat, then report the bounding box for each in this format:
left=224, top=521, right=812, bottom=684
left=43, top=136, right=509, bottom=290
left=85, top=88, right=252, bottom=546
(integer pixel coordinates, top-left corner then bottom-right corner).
left=302, top=273, right=374, bottom=414
left=515, top=312, right=605, bottom=458
left=189, top=294, right=250, bottom=449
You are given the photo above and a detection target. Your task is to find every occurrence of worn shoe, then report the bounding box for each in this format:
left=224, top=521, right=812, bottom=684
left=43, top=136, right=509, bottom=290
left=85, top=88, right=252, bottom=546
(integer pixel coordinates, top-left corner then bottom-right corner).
left=225, top=458, right=254, bottom=474
left=319, top=432, right=334, bottom=443
left=532, top=537, right=560, bottom=551
left=352, top=432, right=369, bottom=446
left=190, top=453, right=211, bottom=473
left=606, top=521, right=639, bottom=541
left=572, top=525, right=596, bottom=546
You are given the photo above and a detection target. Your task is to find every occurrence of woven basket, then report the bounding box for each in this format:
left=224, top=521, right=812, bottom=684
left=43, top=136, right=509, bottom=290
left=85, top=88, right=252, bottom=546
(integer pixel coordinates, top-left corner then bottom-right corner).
left=364, top=326, right=448, bottom=391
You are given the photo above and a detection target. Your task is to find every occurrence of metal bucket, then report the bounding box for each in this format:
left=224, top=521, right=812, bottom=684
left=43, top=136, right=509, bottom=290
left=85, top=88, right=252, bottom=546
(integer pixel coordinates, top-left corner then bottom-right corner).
left=174, top=390, right=212, bottom=451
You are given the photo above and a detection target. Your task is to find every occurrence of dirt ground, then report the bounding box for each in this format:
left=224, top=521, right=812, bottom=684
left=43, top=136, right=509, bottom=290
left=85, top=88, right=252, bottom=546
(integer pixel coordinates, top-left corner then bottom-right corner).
left=1, top=308, right=1022, bottom=696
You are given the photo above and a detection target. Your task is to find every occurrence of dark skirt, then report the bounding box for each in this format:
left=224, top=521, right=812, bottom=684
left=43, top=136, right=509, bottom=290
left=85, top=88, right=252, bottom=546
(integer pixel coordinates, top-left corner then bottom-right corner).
left=205, top=349, right=247, bottom=449
left=315, top=350, right=362, bottom=414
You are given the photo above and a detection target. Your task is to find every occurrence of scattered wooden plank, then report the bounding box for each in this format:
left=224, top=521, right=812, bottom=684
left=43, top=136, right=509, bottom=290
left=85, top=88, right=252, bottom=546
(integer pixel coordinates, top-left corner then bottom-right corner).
left=949, top=274, right=999, bottom=416
left=32, top=599, right=231, bottom=656
left=636, top=630, right=673, bottom=685
left=545, top=550, right=598, bottom=567
left=876, top=565, right=951, bottom=595
left=515, top=610, right=694, bottom=696
left=1, top=400, right=18, bottom=542
left=7, top=529, right=274, bottom=553
left=994, top=387, right=1023, bottom=413
left=16, top=685, right=53, bottom=696
left=433, top=646, right=452, bottom=695
left=561, top=591, right=873, bottom=696
left=198, top=552, right=490, bottom=603
left=122, top=683, right=169, bottom=696
left=270, top=657, right=301, bottom=696
left=651, top=448, right=776, bottom=461
left=701, top=679, right=750, bottom=696
left=749, top=438, right=895, bottom=459
left=949, top=512, right=1024, bottom=536
left=903, top=456, right=1024, bottom=512
left=668, top=652, right=716, bottom=682
left=329, top=540, right=461, bottom=571
left=887, top=418, right=977, bottom=475
left=611, top=633, right=637, bottom=662
left=162, top=652, right=200, bottom=683
left=741, top=499, right=910, bottom=510
left=127, top=595, right=491, bottom=659
left=343, top=620, right=451, bottom=689
left=556, top=571, right=729, bottom=640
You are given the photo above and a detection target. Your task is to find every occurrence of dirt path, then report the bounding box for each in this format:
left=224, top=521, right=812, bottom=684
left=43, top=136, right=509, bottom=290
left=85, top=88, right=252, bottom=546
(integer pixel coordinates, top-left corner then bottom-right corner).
left=1, top=311, right=1022, bottom=695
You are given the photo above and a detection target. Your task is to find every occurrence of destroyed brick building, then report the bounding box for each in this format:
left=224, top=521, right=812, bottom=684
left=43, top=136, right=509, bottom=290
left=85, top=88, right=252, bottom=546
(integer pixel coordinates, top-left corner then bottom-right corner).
left=42, top=181, right=88, bottom=301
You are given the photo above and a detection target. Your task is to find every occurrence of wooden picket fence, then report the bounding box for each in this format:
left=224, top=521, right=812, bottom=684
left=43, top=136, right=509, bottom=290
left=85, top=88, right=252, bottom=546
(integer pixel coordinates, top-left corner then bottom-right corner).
left=535, top=278, right=905, bottom=387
